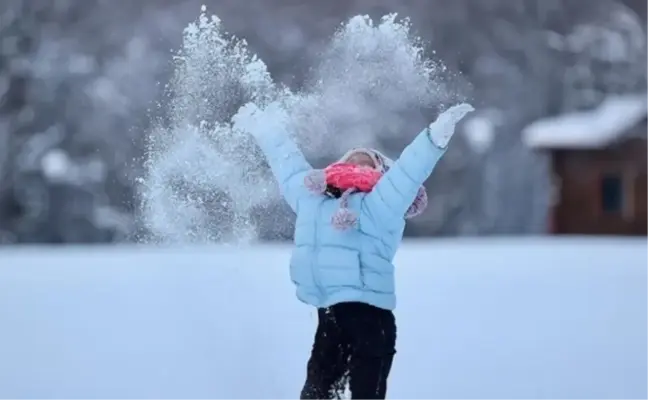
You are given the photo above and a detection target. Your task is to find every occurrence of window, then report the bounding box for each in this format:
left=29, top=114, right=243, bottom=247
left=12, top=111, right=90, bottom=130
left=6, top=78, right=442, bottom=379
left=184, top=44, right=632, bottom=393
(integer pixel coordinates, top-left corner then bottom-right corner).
left=600, top=173, right=624, bottom=213
left=599, top=170, right=637, bottom=219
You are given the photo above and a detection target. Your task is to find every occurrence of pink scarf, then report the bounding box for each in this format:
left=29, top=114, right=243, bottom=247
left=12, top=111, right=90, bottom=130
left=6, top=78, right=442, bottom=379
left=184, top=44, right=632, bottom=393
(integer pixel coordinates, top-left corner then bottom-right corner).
left=304, top=162, right=428, bottom=230
left=325, top=163, right=382, bottom=191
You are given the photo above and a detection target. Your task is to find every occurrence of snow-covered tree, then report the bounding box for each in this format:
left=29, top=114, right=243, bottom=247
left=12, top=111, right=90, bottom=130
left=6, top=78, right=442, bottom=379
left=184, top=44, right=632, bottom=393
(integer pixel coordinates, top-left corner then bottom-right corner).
left=0, top=0, right=169, bottom=242
left=548, top=1, right=647, bottom=110
left=0, top=0, right=645, bottom=242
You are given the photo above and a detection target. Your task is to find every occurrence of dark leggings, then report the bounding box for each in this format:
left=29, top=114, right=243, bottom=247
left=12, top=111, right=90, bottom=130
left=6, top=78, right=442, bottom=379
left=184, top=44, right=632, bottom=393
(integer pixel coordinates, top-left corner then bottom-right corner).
left=300, top=302, right=397, bottom=399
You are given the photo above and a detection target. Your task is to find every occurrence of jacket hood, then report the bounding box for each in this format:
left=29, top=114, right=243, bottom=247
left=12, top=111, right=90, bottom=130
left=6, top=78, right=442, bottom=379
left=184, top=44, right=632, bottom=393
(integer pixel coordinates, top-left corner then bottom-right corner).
left=337, top=147, right=395, bottom=173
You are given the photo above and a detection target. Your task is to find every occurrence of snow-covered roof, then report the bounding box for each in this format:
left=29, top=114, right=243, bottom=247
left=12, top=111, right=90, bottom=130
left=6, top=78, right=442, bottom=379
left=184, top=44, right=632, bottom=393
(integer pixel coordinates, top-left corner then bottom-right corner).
left=522, top=93, right=647, bottom=149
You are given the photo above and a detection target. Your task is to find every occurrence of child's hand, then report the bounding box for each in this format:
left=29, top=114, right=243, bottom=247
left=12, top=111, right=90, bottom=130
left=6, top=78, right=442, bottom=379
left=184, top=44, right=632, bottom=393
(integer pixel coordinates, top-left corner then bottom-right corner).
left=232, top=102, right=262, bottom=134
left=233, top=101, right=289, bottom=137
left=427, top=103, right=475, bottom=149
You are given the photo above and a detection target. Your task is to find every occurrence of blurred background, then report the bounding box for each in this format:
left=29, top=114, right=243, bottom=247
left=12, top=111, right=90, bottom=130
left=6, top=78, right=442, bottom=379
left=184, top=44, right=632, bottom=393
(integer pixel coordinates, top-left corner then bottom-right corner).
left=0, top=0, right=646, bottom=244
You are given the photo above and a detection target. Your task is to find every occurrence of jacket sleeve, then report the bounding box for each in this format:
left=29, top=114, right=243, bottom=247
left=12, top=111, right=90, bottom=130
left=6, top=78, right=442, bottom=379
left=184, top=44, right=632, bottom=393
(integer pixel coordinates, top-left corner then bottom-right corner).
left=362, top=128, right=446, bottom=227
left=252, top=129, right=313, bottom=213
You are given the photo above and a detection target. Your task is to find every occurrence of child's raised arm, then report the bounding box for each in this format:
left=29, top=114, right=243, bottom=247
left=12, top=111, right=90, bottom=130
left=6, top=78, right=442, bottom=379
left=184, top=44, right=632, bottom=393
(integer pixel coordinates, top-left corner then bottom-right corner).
left=363, top=103, right=474, bottom=228
left=233, top=101, right=313, bottom=213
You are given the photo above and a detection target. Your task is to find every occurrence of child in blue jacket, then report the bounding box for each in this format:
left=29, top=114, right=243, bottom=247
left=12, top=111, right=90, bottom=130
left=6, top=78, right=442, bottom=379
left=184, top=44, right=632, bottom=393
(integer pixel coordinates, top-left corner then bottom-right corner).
left=234, top=102, right=473, bottom=399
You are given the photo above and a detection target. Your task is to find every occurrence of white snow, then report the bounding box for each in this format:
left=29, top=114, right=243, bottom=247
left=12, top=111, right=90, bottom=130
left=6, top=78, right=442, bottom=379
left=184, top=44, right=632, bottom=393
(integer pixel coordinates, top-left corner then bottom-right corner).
left=0, top=238, right=645, bottom=399
left=143, top=10, right=453, bottom=244
left=462, top=110, right=502, bottom=153
left=41, top=148, right=71, bottom=181
left=545, top=6, right=646, bottom=63
left=523, top=93, right=647, bottom=149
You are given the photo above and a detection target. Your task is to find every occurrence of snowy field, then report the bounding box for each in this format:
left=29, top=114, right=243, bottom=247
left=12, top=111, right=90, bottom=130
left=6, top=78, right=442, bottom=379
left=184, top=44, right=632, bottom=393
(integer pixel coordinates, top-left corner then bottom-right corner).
left=0, top=238, right=645, bottom=399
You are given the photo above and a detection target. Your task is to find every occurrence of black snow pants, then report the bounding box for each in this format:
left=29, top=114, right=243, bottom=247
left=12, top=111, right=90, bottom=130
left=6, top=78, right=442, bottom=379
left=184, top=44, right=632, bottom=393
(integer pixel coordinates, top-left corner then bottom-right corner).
left=300, top=302, right=397, bottom=399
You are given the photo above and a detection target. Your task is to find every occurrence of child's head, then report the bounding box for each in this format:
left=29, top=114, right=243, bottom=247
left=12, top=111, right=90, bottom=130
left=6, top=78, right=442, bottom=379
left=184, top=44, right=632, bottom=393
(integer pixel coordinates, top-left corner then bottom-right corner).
left=345, top=151, right=376, bottom=168
left=303, top=146, right=428, bottom=229
left=338, top=148, right=386, bottom=172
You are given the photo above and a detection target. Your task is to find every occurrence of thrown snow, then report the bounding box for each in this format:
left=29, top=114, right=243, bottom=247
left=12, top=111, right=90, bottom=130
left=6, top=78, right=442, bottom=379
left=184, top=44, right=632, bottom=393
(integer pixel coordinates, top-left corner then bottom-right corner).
left=283, top=13, right=453, bottom=155
left=140, top=7, right=278, bottom=245
left=0, top=238, right=645, bottom=399
left=141, top=8, right=460, bottom=244
left=522, top=93, right=647, bottom=149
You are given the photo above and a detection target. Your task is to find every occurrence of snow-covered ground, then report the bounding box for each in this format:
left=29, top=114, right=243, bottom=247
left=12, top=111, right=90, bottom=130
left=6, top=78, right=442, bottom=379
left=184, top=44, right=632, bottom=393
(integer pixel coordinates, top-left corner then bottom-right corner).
left=0, top=238, right=645, bottom=399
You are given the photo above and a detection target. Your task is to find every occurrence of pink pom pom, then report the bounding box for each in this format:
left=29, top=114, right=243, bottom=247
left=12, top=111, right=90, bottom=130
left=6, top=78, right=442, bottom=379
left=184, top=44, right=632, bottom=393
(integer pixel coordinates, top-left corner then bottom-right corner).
left=304, top=170, right=327, bottom=193
left=405, top=187, right=428, bottom=219
left=331, top=208, right=357, bottom=230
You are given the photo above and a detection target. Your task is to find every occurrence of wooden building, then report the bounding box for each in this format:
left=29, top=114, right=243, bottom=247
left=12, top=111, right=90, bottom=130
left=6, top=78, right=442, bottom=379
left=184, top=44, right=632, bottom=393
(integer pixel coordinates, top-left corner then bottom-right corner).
left=524, top=94, right=647, bottom=236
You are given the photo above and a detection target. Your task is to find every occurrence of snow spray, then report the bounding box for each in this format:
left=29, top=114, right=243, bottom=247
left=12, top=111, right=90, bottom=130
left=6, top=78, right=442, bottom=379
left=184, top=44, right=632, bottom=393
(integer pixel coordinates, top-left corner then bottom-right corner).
left=284, top=13, right=454, bottom=155
left=139, top=6, right=457, bottom=244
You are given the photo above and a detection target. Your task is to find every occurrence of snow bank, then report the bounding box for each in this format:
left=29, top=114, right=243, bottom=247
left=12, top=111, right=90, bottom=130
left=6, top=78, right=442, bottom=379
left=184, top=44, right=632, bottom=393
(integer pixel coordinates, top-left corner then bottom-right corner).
left=0, top=238, right=645, bottom=398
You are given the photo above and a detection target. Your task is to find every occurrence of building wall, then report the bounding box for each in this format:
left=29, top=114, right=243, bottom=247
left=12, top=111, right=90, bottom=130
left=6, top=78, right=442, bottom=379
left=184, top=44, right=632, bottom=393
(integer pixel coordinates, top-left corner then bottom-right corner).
left=551, top=137, right=647, bottom=235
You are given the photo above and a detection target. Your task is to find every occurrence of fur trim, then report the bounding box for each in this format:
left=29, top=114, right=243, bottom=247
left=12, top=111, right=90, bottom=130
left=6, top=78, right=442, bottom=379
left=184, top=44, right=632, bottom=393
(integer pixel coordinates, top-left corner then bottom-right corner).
left=406, top=187, right=428, bottom=219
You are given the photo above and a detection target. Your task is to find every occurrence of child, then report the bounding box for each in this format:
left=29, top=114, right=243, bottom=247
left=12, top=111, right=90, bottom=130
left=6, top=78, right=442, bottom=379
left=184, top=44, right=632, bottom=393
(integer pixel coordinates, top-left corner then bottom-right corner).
left=233, top=102, right=474, bottom=399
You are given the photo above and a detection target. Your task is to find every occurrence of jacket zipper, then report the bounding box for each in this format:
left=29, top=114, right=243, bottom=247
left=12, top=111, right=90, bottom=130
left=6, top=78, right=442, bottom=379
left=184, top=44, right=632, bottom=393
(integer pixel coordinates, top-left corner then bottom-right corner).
left=312, top=199, right=325, bottom=302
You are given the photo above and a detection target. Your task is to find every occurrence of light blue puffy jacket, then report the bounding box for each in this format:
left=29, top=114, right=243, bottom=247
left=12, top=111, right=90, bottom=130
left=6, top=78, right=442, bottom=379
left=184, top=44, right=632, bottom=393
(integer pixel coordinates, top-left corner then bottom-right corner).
left=253, top=125, right=448, bottom=311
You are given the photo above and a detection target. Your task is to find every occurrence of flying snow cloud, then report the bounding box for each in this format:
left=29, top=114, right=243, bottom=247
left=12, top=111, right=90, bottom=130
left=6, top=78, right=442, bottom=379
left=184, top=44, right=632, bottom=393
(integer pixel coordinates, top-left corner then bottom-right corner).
left=140, top=7, right=463, bottom=244
left=139, top=7, right=279, bottom=244
left=284, top=14, right=456, bottom=155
